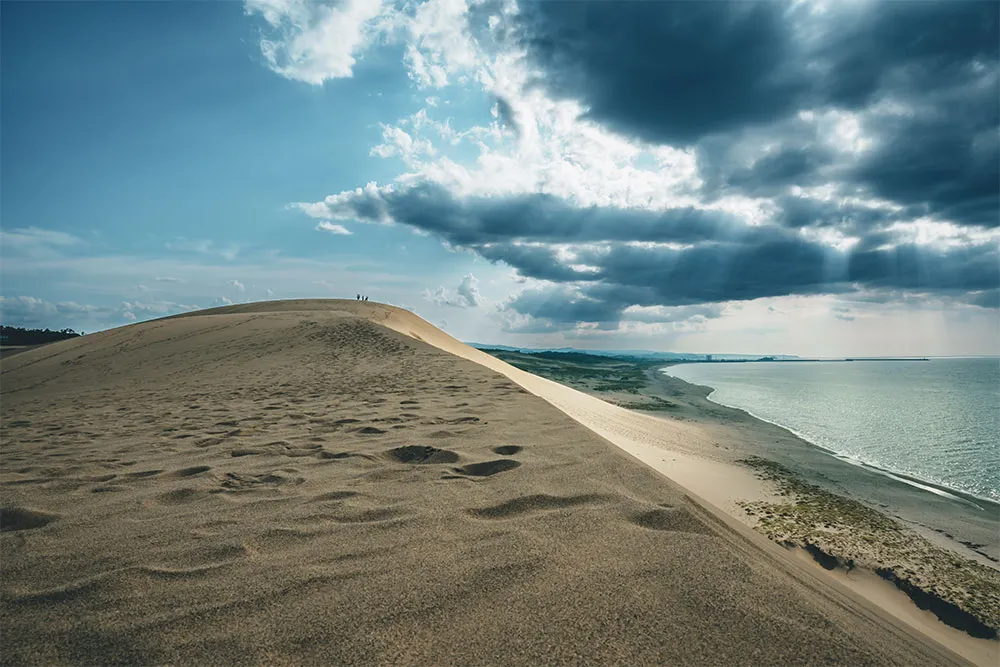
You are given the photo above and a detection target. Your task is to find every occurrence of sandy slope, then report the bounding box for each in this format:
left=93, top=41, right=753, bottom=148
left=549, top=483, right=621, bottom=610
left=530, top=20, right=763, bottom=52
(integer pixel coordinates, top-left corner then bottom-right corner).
left=0, top=300, right=968, bottom=665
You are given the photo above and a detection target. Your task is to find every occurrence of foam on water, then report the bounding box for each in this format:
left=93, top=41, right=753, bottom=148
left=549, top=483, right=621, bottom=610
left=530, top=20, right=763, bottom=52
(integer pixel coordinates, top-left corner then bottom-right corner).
left=665, top=358, right=1000, bottom=504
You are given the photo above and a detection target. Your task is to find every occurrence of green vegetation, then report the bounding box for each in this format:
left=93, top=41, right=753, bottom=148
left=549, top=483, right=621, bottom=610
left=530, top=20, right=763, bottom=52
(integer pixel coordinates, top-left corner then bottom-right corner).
left=738, top=456, right=1000, bottom=637
left=478, top=348, right=659, bottom=394
left=611, top=395, right=679, bottom=411
left=0, top=326, right=81, bottom=346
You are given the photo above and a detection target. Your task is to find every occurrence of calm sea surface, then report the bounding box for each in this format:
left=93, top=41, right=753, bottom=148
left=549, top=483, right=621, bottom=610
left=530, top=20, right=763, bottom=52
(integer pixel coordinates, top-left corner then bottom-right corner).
left=665, top=358, right=1000, bottom=503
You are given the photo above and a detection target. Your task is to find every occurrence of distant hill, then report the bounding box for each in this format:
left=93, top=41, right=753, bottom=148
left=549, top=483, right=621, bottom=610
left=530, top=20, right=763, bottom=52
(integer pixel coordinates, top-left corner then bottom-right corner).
left=0, top=326, right=82, bottom=346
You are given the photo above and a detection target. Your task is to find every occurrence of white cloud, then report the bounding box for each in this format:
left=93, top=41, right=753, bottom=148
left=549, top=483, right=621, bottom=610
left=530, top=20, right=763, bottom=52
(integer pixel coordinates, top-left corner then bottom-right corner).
left=425, top=273, right=484, bottom=308
left=0, top=296, right=57, bottom=322
left=228, top=279, right=246, bottom=292
left=369, top=125, right=436, bottom=165
left=1, top=295, right=196, bottom=329
left=166, top=238, right=240, bottom=261
left=1, top=227, right=83, bottom=253
left=316, top=221, right=353, bottom=235
left=401, top=0, right=482, bottom=88
left=244, top=0, right=389, bottom=84
left=316, top=220, right=353, bottom=236
left=455, top=273, right=484, bottom=307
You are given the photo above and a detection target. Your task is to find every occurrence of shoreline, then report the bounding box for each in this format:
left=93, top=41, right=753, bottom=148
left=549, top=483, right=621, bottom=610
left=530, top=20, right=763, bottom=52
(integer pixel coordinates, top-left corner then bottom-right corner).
left=473, top=347, right=998, bottom=663
left=661, top=364, right=998, bottom=510
left=604, top=369, right=999, bottom=663
left=639, top=365, right=1000, bottom=566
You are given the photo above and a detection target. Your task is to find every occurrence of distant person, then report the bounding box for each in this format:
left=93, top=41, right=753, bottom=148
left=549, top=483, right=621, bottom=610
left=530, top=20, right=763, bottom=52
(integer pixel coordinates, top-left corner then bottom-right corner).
left=356, top=294, right=360, bottom=300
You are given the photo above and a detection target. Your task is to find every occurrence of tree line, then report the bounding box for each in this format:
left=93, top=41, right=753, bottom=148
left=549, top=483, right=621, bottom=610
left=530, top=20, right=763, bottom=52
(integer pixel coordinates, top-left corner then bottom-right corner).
left=0, top=326, right=82, bottom=346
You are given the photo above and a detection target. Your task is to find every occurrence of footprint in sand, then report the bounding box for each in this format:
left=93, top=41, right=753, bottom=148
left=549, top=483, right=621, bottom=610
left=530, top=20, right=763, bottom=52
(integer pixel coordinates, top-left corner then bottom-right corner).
left=450, top=460, right=521, bottom=477
left=387, top=445, right=459, bottom=464
left=310, top=490, right=359, bottom=502
left=125, top=469, right=162, bottom=480
left=155, top=488, right=212, bottom=505
left=468, top=494, right=607, bottom=519
left=628, top=507, right=714, bottom=535
left=492, top=445, right=523, bottom=456
left=167, top=466, right=213, bottom=479
left=0, top=506, right=59, bottom=532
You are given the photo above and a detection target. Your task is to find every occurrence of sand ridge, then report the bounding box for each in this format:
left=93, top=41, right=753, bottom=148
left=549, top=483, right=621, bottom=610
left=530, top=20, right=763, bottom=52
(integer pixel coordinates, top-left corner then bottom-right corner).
left=0, top=300, right=969, bottom=665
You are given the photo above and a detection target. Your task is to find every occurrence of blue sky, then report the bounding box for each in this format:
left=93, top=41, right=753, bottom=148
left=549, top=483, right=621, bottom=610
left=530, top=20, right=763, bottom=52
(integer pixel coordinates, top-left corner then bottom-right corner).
left=2, top=0, right=998, bottom=356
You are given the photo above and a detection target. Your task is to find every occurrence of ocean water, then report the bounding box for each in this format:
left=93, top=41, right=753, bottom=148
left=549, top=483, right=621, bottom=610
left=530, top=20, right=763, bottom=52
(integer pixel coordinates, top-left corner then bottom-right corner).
left=665, top=358, right=1000, bottom=503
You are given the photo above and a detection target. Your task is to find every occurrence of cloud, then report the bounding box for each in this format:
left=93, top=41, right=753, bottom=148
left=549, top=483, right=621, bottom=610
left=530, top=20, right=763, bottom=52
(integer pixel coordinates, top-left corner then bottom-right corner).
left=831, top=306, right=855, bottom=322
left=455, top=273, right=483, bottom=307
left=312, top=180, right=999, bottom=308
left=369, top=124, right=437, bottom=165
left=166, top=238, right=240, bottom=260
left=227, top=279, right=246, bottom=293
left=155, top=276, right=184, bottom=283
left=522, top=2, right=805, bottom=146
left=0, top=296, right=196, bottom=329
left=1, top=227, right=83, bottom=255
left=0, top=296, right=57, bottom=323
left=426, top=273, right=484, bottom=308
left=265, top=0, right=999, bottom=334
left=316, top=221, right=353, bottom=235
left=121, top=300, right=199, bottom=318
left=519, top=1, right=998, bottom=230
left=521, top=2, right=998, bottom=144
left=967, top=289, right=999, bottom=310
left=244, top=0, right=388, bottom=84
left=495, top=285, right=727, bottom=336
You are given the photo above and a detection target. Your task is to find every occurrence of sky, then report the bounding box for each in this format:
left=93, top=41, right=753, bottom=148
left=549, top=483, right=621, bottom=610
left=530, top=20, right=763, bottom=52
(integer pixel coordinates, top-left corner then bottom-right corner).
left=1, top=0, right=998, bottom=357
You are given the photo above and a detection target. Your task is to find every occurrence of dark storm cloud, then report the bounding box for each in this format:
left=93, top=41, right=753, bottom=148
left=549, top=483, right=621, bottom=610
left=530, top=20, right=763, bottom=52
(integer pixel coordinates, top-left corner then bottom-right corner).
left=813, top=1, right=999, bottom=108
left=850, top=99, right=999, bottom=229
left=493, top=95, right=520, bottom=136
left=325, top=182, right=999, bottom=311
left=723, top=147, right=836, bottom=197
left=503, top=285, right=622, bottom=325
left=522, top=1, right=806, bottom=146
left=501, top=285, right=726, bottom=329
left=519, top=0, right=1000, bottom=229
left=772, top=196, right=903, bottom=234
left=521, top=0, right=997, bottom=143
left=333, top=181, right=743, bottom=245
left=968, top=289, right=1000, bottom=309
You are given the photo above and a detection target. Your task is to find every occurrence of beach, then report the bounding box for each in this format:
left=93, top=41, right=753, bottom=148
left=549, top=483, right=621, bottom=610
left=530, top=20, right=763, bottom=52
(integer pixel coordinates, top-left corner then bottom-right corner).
left=0, top=300, right=991, bottom=665
left=485, top=348, right=999, bottom=663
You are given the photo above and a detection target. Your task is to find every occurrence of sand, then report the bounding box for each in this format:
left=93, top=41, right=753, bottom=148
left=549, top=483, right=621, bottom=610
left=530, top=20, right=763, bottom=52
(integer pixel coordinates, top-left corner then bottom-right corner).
left=0, top=300, right=972, bottom=665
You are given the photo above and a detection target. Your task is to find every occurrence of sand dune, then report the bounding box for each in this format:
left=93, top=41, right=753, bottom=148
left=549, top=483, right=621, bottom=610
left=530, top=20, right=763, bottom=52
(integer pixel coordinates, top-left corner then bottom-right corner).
left=0, top=300, right=969, bottom=665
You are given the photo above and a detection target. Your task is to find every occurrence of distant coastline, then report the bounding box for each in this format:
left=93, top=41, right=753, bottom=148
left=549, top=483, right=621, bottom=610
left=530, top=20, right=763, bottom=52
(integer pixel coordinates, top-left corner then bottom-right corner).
left=673, top=356, right=931, bottom=364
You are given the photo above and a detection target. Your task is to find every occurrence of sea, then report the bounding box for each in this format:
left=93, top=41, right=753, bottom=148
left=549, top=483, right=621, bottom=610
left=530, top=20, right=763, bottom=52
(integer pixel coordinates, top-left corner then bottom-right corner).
left=664, top=358, right=1000, bottom=504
